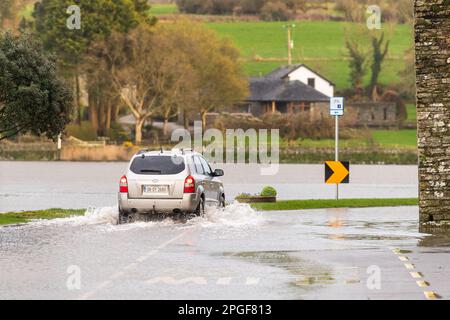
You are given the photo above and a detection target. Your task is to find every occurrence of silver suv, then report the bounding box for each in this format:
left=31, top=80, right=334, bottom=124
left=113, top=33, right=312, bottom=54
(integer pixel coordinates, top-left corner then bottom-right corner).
left=118, top=149, right=225, bottom=223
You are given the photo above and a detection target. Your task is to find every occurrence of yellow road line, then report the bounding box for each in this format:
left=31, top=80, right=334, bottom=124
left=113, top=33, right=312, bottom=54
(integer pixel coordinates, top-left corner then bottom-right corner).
left=399, top=256, right=409, bottom=262
left=404, top=263, right=415, bottom=270
left=424, top=291, right=439, bottom=300
left=410, top=272, right=423, bottom=279
left=416, top=280, right=429, bottom=287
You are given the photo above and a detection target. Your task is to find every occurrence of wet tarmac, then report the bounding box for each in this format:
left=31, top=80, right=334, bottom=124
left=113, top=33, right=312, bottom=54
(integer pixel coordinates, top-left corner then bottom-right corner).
left=1, top=204, right=449, bottom=300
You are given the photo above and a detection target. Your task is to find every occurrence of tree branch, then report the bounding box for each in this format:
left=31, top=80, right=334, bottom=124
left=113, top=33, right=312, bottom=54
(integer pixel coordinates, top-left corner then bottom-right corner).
left=0, top=125, right=28, bottom=141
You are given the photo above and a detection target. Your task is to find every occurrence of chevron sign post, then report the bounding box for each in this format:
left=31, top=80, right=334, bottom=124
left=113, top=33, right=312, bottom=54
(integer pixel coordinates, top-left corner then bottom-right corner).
left=325, top=161, right=350, bottom=184
left=329, top=97, right=346, bottom=199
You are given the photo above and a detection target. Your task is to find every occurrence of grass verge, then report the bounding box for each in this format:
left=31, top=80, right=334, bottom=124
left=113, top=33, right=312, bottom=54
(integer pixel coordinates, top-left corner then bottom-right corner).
left=0, top=209, right=85, bottom=226
left=251, top=198, right=418, bottom=211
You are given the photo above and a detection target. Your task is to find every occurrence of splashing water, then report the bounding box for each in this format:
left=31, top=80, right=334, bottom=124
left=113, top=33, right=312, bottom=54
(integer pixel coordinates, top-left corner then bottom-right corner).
left=193, top=201, right=263, bottom=229
left=34, top=201, right=263, bottom=230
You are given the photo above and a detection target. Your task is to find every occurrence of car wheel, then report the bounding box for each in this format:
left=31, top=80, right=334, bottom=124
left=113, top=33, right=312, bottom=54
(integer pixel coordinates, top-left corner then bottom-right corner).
left=219, top=194, right=226, bottom=208
left=194, top=195, right=205, bottom=217
left=118, top=210, right=128, bottom=225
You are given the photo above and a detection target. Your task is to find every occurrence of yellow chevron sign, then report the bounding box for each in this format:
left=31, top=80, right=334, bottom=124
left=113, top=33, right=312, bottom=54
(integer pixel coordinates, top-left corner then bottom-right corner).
left=325, top=161, right=350, bottom=184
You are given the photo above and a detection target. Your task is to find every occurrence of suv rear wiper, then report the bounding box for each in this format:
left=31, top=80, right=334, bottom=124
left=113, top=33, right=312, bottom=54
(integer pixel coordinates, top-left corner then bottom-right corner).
left=140, top=169, right=162, bottom=173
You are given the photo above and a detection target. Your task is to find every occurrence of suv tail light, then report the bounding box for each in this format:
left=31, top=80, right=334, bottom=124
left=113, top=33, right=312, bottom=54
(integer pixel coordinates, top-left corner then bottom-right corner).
left=184, top=176, right=195, bottom=193
left=119, top=175, right=128, bottom=193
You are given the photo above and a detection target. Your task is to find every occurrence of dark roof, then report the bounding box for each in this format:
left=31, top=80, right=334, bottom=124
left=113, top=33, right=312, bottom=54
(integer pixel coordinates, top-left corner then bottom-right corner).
left=265, top=65, right=300, bottom=79
left=247, top=78, right=330, bottom=102
left=265, top=64, right=335, bottom=86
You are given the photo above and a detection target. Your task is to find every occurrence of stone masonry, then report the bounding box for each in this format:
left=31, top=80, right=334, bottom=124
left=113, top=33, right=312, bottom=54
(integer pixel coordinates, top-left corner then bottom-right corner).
left=415, top=0, right=450, bottom=223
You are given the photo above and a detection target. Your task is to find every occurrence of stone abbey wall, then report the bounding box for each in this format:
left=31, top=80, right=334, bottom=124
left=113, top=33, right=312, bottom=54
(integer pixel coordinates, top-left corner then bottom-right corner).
left=415, top=0, right=450, bottom=223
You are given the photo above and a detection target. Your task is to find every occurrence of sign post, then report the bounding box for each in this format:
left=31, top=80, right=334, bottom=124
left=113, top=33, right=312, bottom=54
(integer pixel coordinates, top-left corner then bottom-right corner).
left=329, top=97, right=344, bottom=200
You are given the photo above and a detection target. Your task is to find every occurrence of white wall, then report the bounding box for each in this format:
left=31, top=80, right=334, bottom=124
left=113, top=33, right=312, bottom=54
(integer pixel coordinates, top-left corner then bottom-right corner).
left=287, top=66, right=334, bottom=97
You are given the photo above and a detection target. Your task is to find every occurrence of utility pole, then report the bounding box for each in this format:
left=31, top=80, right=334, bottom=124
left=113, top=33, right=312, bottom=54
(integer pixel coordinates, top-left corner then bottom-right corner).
left=335, top=114, right=339, bottom=200
left=283, top=24, right=296, bottom=65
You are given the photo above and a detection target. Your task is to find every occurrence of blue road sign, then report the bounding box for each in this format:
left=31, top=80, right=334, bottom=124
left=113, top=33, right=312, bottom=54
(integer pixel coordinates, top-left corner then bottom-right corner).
left=330, top=97, right=344, bottom=116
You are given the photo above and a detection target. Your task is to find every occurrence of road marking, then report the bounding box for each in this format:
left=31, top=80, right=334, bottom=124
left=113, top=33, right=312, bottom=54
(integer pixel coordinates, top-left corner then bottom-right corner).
left=216, top=277, right=233, bottom=285
left=424, top=291, right=439, bottom=300
left=410, top=272, right=423, bottom=279
left=77, top=230, right=190, bottom=300
left=404, top=263, right=415, bottom=270
left=390, top=248, right=442, bottom=300
left=245, top=277, right=260, bottom=285
left=123, top=262, right=138, bottom=270
left=416, top=280, right=429, bottom=287
left=78, top=280, right=112, bottom=300
left=110, top=271, right=124, bottom=280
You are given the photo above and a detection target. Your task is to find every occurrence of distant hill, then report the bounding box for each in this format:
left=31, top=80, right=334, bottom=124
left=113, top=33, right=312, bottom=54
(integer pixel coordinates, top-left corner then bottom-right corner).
left=206, top=20, right=413, bottom=90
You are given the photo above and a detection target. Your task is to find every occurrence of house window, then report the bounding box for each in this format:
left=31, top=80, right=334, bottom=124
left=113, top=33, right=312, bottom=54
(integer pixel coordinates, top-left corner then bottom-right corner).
left=296, top=102, right=311, bottom=112
left=307, top=78, right=315, bottom=88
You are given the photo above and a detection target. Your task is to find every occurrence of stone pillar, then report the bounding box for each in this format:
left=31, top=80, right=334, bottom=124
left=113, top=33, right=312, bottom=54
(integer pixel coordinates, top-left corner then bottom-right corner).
left=415, top=0, right=450, bottom=224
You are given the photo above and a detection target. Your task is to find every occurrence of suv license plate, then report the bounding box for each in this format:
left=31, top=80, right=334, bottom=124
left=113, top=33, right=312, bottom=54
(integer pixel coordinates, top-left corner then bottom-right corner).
left=143, top=185, right=168, bottom=194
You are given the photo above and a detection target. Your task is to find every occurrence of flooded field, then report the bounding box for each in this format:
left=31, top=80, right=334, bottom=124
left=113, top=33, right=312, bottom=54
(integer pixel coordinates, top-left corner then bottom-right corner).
left=0, top=162, right=418, bottom=212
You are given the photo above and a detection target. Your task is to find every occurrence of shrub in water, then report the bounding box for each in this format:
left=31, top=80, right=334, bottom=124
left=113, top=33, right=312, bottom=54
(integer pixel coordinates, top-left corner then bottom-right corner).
left=260, top=186, right=277, bottom=197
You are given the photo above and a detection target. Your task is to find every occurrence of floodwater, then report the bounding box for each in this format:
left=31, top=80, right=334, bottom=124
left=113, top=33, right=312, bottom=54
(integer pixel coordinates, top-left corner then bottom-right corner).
left=3, top=161, right=445, bottom=300
left=0, top=162, right=418, bottom=212
left=2, top=204, right=450, bottom=300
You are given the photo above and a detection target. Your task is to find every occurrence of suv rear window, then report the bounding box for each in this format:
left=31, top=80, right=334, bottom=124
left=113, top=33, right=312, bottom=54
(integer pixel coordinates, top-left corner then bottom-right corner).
left=130, top=156, right=185, bottom=175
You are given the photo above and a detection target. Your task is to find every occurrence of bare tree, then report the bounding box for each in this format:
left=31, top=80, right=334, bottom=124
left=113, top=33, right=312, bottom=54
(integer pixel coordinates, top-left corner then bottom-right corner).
left=344, top=26, right=370, bottom=93
left=370, top=32, right=390, bottom=101
left=101, top=25, right=194, bottom=144
left=169, top=21, right=248, bottom=131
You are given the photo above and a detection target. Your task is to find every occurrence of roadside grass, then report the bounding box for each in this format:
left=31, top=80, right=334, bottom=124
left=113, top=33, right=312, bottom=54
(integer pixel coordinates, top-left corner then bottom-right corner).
left=251, top=198, right=418, bottom=211
left=0, top=209, right=85, bottom=225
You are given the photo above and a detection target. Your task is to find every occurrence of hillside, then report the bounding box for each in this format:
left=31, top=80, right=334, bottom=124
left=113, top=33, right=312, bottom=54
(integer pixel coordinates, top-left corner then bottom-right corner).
left=207, top=20, right=413, bottom=90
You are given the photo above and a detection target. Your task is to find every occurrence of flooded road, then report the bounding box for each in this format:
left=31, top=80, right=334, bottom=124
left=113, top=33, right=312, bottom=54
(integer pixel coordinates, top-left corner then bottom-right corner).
left=1, top=204, right=449, bottom=300
left=0, top=162, right=418, bottom=212
left=1, top=161, right=441, bottom=300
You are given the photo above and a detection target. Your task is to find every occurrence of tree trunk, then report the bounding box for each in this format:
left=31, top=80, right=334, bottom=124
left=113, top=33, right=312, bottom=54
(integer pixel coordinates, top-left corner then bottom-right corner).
left=135, top=118, right=145, bottom=145
left=372, top=85, right=379, bottom=102
left=183, top=110, right=189, bottom=129
left=111, top=102, right=119, bottom=123
left=163, top=118, right=169, bottom=137
left=105, top=104, right=112, bottom=130
left=75, top=72, right=82, bottom=125
left=98, top=102, right=105, bottom=136
left=88, top=93, right=99, bottom=133
left=201, top=111, right=207, bottom=132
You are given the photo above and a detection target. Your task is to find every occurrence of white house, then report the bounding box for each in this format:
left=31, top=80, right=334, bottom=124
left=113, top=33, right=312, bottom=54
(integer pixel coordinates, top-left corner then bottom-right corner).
left=285, top=64, right=334, bottom=97
left=244, top=64, right=334, bottom=116
left=264, top=64, right=335, bottom=97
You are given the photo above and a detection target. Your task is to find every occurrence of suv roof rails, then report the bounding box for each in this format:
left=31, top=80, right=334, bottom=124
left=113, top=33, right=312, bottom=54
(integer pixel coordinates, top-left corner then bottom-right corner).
left=172, top=148, right=195, bottom=155
left=136, top=149, right=150, bottom=155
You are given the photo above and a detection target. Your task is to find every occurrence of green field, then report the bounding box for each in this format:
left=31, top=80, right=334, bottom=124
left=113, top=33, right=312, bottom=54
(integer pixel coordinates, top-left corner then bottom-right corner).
left=372, top=129, right=417, bottom=147
left=406, top=103, right=417, bottom=121
left=207, top=21, right=413, bottom=90
left=293, top=128, right=417, bottom=149
left=251, top=198, right=418, bottom=211
left=149, top=3, right=178, bottom=15
left=19, top=3, right=34, bottom=19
